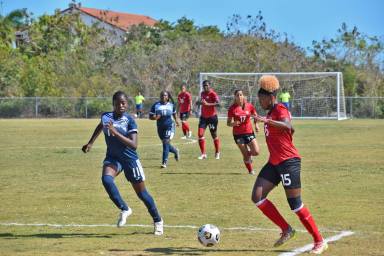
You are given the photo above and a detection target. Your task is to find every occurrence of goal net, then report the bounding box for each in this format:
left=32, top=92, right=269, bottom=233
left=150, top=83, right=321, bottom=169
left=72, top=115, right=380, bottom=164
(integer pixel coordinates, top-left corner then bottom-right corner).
left=199, top=72, right=347, bottom=120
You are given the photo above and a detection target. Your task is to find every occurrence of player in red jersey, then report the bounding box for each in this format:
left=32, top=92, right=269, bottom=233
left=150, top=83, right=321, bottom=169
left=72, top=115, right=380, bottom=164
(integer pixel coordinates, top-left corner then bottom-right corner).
left=227, top=89, right=260, bottom=174
left=177, top=84, right=193, bottom=139
left=197, top=80, right=221, bottom=160
left=253, top=75, right=328, bottom=254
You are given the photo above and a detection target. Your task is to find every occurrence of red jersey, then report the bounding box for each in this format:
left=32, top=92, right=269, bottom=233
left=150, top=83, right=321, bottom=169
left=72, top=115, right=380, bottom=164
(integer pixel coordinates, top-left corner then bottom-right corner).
left=264, top=103, right=301, bottom=165
left=227, top=102, right=257, bottom=135
left=200, top=89, right=219, bottom=118
left=178, top=91, right=192, bottom=113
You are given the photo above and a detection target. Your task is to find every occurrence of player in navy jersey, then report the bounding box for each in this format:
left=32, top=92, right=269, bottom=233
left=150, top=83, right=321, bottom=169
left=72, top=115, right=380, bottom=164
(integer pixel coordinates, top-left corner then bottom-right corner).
left=227, top=89, right=260, bottom=174
left=253, top=76, right=327, bottom=254
left=149, top=91, right=180, bottom=168
left=82, top=91, right=164, bottom=235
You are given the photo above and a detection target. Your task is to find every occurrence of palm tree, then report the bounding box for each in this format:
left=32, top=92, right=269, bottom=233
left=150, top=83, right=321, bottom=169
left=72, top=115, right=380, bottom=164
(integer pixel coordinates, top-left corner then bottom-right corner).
left=0, top=8, right=30, bottom=48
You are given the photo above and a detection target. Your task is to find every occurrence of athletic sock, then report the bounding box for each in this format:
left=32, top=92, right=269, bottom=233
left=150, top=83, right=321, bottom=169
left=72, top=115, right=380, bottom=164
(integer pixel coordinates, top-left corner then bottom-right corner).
left=181, top=122, right=187, bottom=136
left=198, top=137, right=206, bottom=154
left=169, top=144, right=177, bottom=154
left=101, top=175, right=128, bottom=211
left=295, top=207, right=323, bottom=243
left=137, top=189, right=161, bottom=223
left=162, top=142, right=169, bottom=164
left=184, top=122, right=190, bottom=133
left=256, top=199, right=290, bottom=231
left=213, top=138, right=220, bottom=153
left=244, top=160, right=253, bottom=172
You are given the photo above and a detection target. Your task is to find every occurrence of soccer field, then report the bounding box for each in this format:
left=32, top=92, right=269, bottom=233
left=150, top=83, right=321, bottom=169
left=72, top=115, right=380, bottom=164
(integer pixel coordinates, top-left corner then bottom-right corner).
left=0, top=118, right=383, bottom=256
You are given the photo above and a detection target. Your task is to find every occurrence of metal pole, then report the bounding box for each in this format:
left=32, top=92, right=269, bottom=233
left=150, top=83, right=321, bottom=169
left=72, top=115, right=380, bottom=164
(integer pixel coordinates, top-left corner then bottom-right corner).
left=336, top=72, right=340, bottom=120
left=35, top=97, right=38, bottom=117
left=85, top=98, right=88, bottom=119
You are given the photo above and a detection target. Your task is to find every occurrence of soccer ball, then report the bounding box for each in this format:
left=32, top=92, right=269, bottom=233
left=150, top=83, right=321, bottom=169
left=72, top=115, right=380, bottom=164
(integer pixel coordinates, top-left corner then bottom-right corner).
left=197, top=224, right=220, bottom=247
left=133, top=114, right=138, bottom=118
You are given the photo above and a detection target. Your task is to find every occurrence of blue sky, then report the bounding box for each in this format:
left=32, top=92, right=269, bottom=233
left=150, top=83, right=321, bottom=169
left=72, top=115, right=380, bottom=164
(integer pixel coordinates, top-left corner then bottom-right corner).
left=1, top=0, right=383, bottom=49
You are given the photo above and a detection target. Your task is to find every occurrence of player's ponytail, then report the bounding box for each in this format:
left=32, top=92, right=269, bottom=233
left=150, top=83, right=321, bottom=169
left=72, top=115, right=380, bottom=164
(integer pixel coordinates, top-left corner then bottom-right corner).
left=167, top=91, right=175, bottom=104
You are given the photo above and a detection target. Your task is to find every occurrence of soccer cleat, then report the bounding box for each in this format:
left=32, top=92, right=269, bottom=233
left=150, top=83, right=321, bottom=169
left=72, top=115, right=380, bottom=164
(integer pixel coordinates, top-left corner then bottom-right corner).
left=197, top=154, right=207, bottom=160
left=249, top=170, right=255, bottom=175
left=174, top=148, right=180, bottom=161
left=117, top=207, right=132, bottom=227
left=161, top=163, right=167, bottom=168
left=154, top=219, right=164, bottom=235
left=181, top=135, right=187, bottom=139
left=215, top=152, right=220, bottom=160
left=310, top=241, right=328, bottom=254
left=273, top=226, right=296, bottom=247
left=187, top=131, right=192, bottom=138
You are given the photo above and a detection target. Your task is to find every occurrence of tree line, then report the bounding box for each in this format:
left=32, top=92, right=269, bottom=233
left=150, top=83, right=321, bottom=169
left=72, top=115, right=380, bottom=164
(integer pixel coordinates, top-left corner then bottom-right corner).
left=0, top=8, right=383, bottom=99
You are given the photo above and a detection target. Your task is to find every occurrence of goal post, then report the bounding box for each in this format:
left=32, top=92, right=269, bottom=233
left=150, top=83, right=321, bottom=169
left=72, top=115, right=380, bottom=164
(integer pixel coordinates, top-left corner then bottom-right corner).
left=199, top=72, right=347, bottom=120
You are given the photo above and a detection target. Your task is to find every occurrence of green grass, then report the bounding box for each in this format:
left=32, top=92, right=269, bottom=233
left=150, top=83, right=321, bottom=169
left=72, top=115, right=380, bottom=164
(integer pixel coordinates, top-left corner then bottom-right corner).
left=0, top=118, right=383, bottom=255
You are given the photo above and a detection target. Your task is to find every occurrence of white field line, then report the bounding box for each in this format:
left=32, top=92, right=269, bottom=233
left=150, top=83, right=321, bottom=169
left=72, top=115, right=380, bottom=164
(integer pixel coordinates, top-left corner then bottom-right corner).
left=0, top=222, right=350, bottom=234
left=278, top=231, right=355, bottom=256
left=1, top=139, right=197, bottom=150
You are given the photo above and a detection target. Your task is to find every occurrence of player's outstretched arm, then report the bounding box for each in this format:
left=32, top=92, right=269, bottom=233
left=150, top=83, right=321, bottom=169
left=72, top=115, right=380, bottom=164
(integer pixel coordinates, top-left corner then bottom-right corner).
left=82, top=122, right=103, bottom=153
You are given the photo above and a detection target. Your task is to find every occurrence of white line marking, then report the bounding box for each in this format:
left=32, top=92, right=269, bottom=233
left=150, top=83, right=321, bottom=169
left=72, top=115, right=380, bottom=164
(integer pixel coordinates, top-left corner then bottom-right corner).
left=0, top=222, right=351, bottom=234
left=1, top=139, right=197, bottom=150
left=278, top=231, right=355, bottom=256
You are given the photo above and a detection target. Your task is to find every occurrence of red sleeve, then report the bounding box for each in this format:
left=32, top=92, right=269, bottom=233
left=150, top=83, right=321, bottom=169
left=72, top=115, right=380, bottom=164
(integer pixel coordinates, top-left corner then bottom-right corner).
left=213, top=91, right=219, bottom=102
left=250, top=104, right=257, bottom=115
left=276, top=104, right=290, bottom=120
left=187, top=92, right=192, bottom=102
left=227, top=105, right=234, bottom=118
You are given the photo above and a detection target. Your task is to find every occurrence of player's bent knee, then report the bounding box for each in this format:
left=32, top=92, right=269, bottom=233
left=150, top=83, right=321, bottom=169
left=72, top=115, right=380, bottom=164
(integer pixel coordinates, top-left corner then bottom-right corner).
left=101, top=175, right=114, bottom=185
left=198, top=128, right=205, bottom=138
left=287, top=196, right=303, bottom=211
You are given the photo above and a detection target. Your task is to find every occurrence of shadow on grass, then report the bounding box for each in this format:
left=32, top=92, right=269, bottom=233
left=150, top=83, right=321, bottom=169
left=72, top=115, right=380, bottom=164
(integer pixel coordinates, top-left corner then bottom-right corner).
left=0, top=231, right=152, bottom=239
left=161, top=172, right=243, bottom=176
left=141, top=247, right=278, bottom=255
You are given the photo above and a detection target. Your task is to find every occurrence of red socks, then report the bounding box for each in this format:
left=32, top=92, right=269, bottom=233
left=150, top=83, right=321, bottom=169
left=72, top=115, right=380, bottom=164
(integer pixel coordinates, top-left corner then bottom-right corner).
left=244, top=161, right=253, bottom=172
left=257, top=199, right=290, bottom=231
left=182, top=122, right=190, bottom=136
left=198, top=137, right=206, bottom=154
left=295, top=207, right=323, bottom=243
left=213, top=138, right=220, bottom=153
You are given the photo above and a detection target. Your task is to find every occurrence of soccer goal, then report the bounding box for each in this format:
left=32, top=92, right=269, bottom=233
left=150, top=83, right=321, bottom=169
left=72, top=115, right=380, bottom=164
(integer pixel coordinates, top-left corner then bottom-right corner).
left=199, top=72, right=347, bottom=120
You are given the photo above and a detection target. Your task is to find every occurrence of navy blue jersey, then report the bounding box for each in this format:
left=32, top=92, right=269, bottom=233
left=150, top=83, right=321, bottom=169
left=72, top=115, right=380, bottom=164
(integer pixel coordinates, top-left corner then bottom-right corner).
left=149, top=101, right=176, bottom=128
left=101, top=112, right=138, bottom=160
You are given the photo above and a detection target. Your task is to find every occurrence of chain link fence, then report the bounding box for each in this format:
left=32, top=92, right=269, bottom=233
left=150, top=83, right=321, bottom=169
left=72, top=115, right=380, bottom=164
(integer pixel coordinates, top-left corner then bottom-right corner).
left=0, top=96, right=383, bottom=119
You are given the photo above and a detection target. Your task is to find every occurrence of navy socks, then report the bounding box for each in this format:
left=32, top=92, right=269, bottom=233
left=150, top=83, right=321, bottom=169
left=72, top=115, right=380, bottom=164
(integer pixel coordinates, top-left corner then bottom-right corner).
left=137, top=189, right=161, bottom=222
left=101, top=175, right=128, bottom=211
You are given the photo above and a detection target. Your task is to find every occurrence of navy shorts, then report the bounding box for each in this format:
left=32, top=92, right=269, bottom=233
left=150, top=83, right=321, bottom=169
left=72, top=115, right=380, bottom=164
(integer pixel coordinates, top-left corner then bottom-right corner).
left=157, top=124, right=175, bottom=140
left=257, top=158, right=301, bottom=189
left=179, top=112, right=190, bottom=121
left=136, top=104, right=143, bottom=110
left=103, top=157, right=145, bottom=184
left=233, top=133, right=256, bottom=145
left=198, top=115, right=218, bottom=132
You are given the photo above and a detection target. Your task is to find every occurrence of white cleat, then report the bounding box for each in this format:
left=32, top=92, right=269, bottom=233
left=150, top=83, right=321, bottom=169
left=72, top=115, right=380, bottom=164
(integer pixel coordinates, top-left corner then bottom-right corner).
left=187, top=131, right=192, bottom=138
left=180, top=136, right=187, bottom=139
left=215, top=152, right=220, bottom=160
left=249, top=170, right=255, bottom=175
left=161, top=163, right=167, bottom=168
left=197, top=154, right=207, bottom=160
left=310, top=241, right=328, bottom=254
left=117, top=207, right=132, bottom=227
left=154, top=219, right=164, bottom=235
